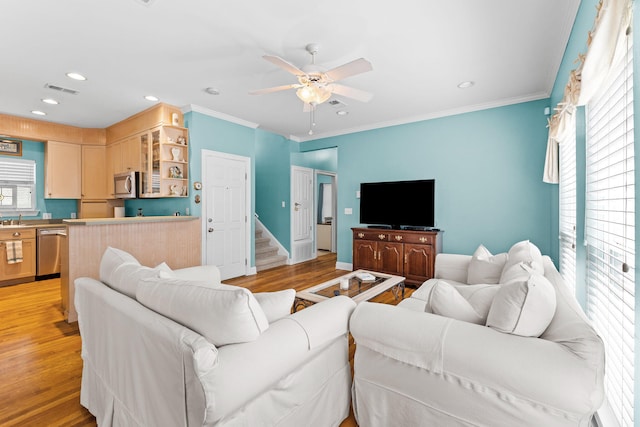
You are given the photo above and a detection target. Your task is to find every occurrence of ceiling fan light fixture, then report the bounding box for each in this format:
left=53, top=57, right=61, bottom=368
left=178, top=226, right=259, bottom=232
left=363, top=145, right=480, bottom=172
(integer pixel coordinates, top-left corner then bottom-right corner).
left=296, top=85, right=331, bottom=105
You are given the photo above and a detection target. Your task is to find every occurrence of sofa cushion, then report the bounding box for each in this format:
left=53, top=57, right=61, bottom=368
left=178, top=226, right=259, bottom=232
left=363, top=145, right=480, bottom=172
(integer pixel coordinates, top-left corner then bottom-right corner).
left=253, top=289, right=295, bottom=323
left=467, top=245, right=507, bottom=285
left=499, top=240, right=544, bottom=282
left=486, top=273, right=557, bottom=337
left=136, top=277, right=269, bottom=346
left=429, top=281, right=484, bottom=324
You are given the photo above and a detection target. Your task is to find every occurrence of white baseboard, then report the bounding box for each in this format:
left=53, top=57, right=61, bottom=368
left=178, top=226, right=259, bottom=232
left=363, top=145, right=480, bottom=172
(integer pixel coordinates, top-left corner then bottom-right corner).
left=336, top=261, right=352, bottom=271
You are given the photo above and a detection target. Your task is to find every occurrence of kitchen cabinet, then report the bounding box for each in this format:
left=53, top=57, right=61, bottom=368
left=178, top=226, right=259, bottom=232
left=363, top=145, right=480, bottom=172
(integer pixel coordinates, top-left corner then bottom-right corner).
left=139, top=126, right=188, bottom=198
left=45, top=141, right=82, bottom=199
left=0, top=228, right=36, bottom=284
left=352, top=228, right=442, bottom=286
left=82, top=145, right=109, bottom=199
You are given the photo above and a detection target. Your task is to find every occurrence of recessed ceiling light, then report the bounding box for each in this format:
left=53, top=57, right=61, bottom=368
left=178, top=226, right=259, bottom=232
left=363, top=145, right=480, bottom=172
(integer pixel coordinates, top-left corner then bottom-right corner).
left=144, top=95, right=159, bottom=102
left=336, top=110, right=349, bottom=116
left=205, top=87, right=220, bottom=95
left=31, top=110, right=46, bottom=116
left=66, top=72, right=87, bottom=81
left=42, top=98, right=59, bottom=105
left=457, top=81, right=474, bottom=89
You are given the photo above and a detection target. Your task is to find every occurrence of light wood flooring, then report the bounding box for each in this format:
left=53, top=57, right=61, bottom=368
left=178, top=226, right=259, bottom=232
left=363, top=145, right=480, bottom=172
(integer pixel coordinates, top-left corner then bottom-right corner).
left=0, top=252, right=410, bottom=426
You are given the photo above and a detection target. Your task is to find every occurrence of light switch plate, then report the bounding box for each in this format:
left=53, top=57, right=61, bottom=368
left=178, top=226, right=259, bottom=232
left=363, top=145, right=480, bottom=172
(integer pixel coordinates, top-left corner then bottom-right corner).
left=345, top=208, right=353, bottom=215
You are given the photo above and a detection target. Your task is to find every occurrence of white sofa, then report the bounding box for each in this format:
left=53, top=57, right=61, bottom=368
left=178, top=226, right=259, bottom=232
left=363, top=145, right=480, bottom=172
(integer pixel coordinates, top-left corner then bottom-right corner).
left=350, top=242, right=605, bottom=427
left=75, top=247, right=356, bottom=426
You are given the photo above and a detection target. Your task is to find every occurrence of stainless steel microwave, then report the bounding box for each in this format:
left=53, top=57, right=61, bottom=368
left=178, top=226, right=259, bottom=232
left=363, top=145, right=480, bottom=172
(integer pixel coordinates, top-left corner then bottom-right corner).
left=114, top=171, right=140, bottom=199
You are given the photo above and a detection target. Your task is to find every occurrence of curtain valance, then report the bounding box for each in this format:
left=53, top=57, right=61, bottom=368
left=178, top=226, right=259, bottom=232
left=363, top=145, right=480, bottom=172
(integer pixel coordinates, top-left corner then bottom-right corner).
left=543, top=0, right=632, bottom=184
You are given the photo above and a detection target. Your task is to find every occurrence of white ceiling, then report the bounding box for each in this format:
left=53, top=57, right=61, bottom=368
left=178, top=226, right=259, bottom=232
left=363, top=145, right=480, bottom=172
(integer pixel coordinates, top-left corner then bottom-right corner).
left=1, top=0, right=580, bottom=142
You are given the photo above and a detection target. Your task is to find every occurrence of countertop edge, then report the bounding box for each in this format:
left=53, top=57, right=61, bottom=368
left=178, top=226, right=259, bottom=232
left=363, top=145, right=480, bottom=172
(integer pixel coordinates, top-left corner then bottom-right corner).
left=63, top=216, right=200, bottom=226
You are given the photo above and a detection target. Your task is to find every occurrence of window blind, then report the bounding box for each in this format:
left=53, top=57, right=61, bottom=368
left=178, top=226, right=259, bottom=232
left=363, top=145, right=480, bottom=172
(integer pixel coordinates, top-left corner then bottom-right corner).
left=559, top=117, right=577, bottom=294
left=585, top=28, right=635, bottom=427
left=0, top=158, right=36, bottom=212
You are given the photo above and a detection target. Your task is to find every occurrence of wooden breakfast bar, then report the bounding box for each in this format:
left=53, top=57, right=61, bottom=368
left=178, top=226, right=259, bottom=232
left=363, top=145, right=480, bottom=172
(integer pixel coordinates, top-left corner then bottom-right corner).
left=61, top=216, right=202, bottom=322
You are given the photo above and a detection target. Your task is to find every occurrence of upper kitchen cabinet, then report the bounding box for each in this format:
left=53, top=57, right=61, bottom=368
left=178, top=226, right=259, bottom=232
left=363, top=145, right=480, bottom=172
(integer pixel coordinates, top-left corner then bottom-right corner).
left=139, top=126, right=188, bottom=198
left=45, top=141, right=82, bottom=199
left=81, top=145, right=108, bottom=199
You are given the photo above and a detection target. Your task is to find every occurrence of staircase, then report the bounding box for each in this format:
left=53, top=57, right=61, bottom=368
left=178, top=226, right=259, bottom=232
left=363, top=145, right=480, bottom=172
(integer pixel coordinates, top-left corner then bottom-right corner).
left=255, top=229, right=287, bottom=272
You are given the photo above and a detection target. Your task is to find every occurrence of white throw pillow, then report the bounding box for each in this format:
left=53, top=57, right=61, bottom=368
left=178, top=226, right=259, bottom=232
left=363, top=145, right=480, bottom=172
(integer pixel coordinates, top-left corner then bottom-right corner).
left=136, top=277, right=269, bottom=346
left=499, top=240, right=544, bottom=283
left=99, top=246, right=140, bottom=283
left=99, top=247, right=165, bottom=298
left=499, top=262, right=534, bottom=285
left=253, top=289, right=296, bottom=323
left=107, top=262, right=164, bottom=298
left=429, top=281, right=484, bottom=325
left=486, top=273, right=557, bottom=337
left=467, top=245, right=508, bottom=284
left=455, top=284, right=501, bottom=322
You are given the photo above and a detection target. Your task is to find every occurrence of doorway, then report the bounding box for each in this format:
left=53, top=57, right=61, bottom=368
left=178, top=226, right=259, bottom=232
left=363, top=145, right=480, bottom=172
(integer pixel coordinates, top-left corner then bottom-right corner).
left=315, top=170, right=337, bottom=256
left=201, top=150, right=251, bottom=280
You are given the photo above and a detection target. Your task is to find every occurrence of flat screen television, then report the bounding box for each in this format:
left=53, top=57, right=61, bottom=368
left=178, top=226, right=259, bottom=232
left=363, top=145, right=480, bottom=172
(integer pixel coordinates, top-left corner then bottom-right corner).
left=359, top=179, right=435, bottom=229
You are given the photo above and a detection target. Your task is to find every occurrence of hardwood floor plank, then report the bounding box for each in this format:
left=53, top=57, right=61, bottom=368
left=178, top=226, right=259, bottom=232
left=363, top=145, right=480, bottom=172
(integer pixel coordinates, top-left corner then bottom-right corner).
left=0, top=253, right=411, bottom=426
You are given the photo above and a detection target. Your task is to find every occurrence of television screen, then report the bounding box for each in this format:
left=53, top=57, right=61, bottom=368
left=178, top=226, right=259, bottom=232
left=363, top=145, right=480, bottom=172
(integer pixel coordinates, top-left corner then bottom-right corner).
left=359, top=179, right=435, bottom=229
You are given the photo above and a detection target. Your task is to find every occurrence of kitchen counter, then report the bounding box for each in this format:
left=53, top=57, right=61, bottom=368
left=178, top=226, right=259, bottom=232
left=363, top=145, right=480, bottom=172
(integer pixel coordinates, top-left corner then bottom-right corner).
left=61, top=215, right=202, bottom=322
left=63, top=215, right=197, bottom=226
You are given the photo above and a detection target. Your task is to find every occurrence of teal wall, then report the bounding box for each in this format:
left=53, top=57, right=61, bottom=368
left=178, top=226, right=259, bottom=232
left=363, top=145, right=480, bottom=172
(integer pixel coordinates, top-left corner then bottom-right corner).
left=255, top=129, right=293, bottom=249
left=2, top=140, right=78, bottom=220
left=299, top=99, right=552, bottom=264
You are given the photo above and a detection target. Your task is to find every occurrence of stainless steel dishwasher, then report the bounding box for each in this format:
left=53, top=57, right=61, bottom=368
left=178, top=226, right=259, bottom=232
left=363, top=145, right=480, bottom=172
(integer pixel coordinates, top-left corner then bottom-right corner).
left=36, top=227, right=66, bottom=276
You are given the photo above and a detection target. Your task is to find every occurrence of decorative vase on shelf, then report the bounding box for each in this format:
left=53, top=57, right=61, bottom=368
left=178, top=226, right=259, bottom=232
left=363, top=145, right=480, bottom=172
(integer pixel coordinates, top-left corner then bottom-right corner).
left=171, top=147, right=181, bottom=161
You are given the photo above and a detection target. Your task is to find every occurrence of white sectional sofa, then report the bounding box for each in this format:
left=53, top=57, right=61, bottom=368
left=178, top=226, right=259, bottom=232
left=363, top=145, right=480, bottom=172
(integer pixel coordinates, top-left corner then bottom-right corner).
left=75, top=247, right=356, bottom=426
left=350, top=241, right=605, bottom=427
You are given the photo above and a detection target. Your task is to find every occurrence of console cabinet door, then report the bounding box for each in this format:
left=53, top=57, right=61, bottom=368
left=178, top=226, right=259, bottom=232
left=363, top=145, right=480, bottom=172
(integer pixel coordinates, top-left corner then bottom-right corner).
left=378, top=242, right=404, bottom=275
left=404, top=243, right=434, bottom=284
left=353, top=240, right=377, bottom=271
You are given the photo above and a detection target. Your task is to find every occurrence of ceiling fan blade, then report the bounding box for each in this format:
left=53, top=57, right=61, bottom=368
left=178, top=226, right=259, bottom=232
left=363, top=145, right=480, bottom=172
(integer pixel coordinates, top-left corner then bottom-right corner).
left=329, top=84, right=373, bottom=102
left=263, top=55, right=305, bottom=76
left=249, top=84, right=297, bottom=95
left=325, top=58, right=373, bottom=82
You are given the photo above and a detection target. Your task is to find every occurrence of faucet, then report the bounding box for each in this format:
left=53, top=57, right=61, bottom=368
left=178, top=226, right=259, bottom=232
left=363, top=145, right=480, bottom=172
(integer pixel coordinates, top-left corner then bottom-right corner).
left=18, top=214, right=22, bottom=225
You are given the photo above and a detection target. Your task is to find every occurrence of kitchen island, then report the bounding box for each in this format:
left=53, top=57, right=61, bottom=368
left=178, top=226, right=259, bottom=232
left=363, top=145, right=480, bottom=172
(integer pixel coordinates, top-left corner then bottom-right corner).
left=61, top=215, right=201, bottom=322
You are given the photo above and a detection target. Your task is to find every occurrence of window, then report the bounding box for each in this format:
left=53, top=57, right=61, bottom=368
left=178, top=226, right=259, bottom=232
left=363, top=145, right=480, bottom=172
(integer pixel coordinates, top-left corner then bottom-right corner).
left=585, top=29, right=635, bottom=427
left=0, top=158, right=37, bottom=215
left=559, top=115, right=577, bottom=294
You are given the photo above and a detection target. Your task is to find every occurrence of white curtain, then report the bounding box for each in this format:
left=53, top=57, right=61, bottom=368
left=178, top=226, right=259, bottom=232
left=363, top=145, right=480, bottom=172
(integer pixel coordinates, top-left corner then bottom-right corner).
left=542, top=0, right=632, bottom=183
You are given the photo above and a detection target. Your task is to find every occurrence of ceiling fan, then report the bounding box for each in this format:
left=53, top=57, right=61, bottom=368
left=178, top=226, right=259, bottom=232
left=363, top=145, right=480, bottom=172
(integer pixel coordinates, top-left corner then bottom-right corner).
left=249, top=43, right=374, bottom=109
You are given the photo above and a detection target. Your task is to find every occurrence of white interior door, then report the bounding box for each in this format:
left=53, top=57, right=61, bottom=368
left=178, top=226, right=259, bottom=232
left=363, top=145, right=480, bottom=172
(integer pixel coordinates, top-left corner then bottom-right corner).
left=291, top=166, right=314, bottom=263
left=202, top=150, right=250, bottom=280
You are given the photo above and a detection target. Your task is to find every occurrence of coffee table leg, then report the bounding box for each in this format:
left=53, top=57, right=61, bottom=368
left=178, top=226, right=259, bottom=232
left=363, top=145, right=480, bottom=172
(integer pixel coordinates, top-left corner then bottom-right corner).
left=391, top=282, right=405, bottom=301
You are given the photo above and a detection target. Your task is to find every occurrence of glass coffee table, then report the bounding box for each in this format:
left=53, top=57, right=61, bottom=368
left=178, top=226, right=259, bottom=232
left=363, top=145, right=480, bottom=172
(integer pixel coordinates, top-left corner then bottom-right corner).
left=294, top=270, right=405, bottom=312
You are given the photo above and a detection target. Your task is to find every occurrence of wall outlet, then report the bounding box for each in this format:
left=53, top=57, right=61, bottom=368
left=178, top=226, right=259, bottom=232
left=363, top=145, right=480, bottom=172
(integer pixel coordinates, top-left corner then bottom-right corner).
left=42, top=212, right=52, bottom=219
left=344, top=208, right=353, bottom=215
left=70, top=212, right=77, bottom=219
left=282, top=201, right=286, bottom=208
